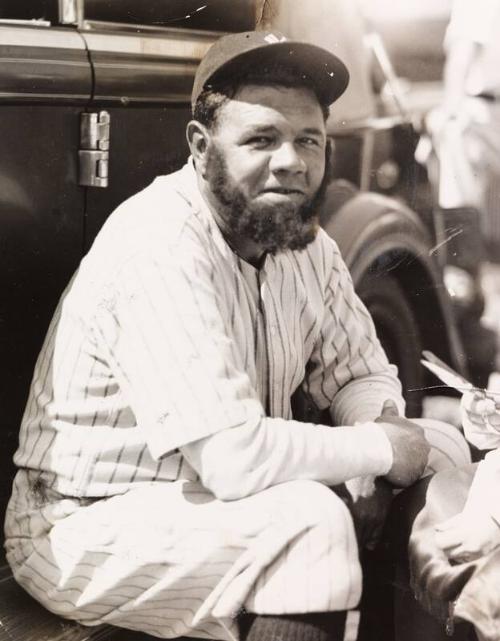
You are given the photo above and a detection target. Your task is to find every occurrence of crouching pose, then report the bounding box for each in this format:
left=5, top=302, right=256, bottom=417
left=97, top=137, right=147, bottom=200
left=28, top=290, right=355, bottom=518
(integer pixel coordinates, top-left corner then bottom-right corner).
left=4, top=31, right=470, bottom=641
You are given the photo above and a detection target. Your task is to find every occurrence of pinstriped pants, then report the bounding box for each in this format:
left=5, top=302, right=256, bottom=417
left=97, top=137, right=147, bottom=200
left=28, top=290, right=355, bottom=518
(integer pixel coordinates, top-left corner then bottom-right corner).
left=5, top=419, right=471, bottom=641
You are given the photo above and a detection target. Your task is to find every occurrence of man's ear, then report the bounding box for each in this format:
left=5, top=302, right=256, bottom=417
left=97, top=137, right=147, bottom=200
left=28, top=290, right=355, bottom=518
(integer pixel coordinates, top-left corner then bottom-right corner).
left=186, top=120, right=211, bottom=177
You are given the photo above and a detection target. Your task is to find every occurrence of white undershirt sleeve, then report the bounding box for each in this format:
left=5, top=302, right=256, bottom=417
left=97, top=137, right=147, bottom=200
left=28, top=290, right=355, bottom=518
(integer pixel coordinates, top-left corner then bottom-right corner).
left=181, top=416, right=393, bottom=501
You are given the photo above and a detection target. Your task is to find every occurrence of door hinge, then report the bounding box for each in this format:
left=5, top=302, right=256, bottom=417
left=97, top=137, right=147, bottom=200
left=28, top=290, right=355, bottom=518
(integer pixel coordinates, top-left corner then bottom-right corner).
left=59, top=0, right=84, bottom=27
left=79, top=111, right=110, bottom=188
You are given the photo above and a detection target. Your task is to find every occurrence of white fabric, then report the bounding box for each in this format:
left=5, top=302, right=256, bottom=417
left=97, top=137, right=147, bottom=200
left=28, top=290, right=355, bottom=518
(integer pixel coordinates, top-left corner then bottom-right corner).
left=462, top=450, right=500, bottom=526
left=182, top=418, right=393, bottom=501
left=6, top=477, right=359, bottom=641
left=5, top=419, right=470, bottom=641
left=460, top=391, right=500, bottom=525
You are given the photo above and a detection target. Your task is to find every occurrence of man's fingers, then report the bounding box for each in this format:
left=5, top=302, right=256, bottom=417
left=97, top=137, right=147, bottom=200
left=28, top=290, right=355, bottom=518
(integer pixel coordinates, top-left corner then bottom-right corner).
left=381, top=399, right=399, bottom=417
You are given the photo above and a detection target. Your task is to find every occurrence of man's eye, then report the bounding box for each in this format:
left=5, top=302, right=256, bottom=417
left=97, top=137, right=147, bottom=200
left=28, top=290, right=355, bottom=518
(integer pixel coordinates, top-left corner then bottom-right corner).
left=246, top=136, right=273, bottom=147
left=299, top=137, right=320, bottom=147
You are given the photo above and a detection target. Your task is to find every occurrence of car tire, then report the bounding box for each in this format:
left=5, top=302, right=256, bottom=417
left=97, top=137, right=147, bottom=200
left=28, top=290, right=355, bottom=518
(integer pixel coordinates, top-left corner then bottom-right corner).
left=356, top=272, right=424, bottom=417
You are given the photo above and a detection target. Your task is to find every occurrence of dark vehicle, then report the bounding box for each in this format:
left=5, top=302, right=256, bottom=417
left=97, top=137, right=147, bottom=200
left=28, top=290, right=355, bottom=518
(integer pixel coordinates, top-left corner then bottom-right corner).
left=0, top=0, right=492, bottom=639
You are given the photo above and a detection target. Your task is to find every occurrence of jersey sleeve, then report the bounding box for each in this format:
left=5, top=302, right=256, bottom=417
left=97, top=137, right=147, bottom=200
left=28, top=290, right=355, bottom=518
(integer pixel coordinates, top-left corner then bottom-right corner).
left=302, top=237, right=405, bottom=425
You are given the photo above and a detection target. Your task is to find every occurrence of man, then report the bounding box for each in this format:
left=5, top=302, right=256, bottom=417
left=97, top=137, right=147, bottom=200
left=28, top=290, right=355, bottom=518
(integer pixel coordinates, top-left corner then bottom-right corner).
left=4, top=31, right=470, bottom=641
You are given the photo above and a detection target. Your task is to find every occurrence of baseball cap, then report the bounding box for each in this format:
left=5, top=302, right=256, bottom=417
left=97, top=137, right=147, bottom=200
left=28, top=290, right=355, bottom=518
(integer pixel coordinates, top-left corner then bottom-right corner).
left=191, top=30, right=349, bottom=111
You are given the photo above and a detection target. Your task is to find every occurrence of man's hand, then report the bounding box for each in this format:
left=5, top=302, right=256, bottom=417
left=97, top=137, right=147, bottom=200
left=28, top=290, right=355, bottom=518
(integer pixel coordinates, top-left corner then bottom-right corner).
left=342, top=475, right=394, bottom=551
left=435, top=510, right=500, bottom=564
left=375, top=400, right=430, bottom=488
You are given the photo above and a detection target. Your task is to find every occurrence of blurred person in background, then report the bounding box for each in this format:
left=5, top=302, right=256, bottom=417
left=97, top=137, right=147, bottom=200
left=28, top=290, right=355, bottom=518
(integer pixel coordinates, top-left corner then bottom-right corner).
left=422, top=0, right=500, bottom=260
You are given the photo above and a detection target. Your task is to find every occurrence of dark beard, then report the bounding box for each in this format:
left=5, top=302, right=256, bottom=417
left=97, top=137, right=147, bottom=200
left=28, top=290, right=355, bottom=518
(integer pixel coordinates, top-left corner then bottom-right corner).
left=205, top=145, right=331, bottom=255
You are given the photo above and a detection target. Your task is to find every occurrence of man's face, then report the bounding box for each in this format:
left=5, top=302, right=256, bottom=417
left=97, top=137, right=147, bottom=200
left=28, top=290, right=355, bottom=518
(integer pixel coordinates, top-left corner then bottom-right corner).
left=205, top=84, right=329, bottom=254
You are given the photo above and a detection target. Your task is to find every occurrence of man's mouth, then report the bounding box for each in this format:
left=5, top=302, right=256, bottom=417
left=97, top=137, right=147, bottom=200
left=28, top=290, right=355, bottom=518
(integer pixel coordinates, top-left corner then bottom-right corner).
left=261, top=187, right=305, bottom=195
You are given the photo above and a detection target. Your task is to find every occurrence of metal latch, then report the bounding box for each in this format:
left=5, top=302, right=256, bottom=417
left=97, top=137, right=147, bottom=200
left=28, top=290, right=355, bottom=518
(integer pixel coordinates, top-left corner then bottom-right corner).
left=79, top=111, right=110, bottom=188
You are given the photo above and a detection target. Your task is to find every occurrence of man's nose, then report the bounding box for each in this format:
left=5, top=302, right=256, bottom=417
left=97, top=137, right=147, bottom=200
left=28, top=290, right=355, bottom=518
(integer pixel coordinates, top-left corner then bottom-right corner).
left=269, top=143, right=306, bottom=173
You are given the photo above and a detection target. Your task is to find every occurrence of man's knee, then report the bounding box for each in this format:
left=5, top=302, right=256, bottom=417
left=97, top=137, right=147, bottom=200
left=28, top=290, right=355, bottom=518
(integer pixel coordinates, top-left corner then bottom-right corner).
left=265, top=480, right=360, bottom=578
left=273, top=480, right=353, bottom=527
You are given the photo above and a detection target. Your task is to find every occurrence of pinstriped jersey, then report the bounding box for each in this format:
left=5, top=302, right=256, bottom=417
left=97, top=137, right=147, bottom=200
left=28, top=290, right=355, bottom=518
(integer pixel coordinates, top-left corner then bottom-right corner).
left=11, top=160, right=403, bottom=498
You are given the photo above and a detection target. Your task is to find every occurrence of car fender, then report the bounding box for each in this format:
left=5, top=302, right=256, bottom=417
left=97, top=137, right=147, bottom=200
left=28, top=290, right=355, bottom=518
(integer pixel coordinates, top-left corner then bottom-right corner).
left=321, top=189, right=467, bottom=375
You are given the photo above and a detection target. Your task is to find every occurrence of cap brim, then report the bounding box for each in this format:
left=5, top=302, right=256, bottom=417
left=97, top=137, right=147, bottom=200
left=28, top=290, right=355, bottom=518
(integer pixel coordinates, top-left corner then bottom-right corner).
left=195, top=40, right=349, bottom=108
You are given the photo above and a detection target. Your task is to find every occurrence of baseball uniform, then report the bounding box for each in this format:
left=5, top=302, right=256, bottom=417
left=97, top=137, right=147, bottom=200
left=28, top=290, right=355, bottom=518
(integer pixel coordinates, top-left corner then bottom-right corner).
left=4, top=160, right=471, bottom=640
